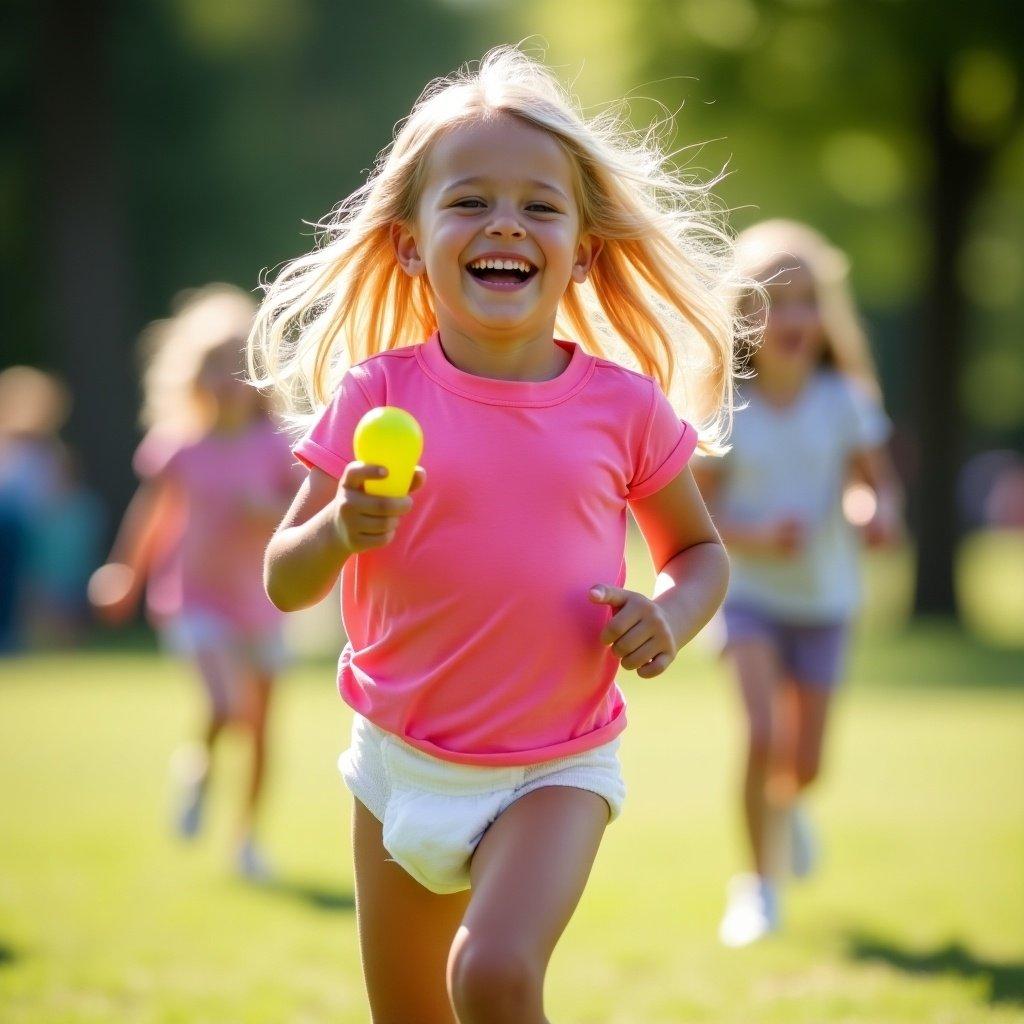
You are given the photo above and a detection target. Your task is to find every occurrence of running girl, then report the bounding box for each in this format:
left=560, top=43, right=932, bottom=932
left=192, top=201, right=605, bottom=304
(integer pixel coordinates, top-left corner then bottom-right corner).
left=250, top=48, right=740, bottom=1023
left=90, top=285, right=297, bottom=880
left=698, top=220, right=902, bottom=947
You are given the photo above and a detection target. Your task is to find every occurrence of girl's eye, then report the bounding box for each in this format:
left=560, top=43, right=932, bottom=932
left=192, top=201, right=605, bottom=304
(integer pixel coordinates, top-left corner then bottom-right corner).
left=454, top=198, right=485, bottom=209
left=527, top=203, right=557, bottom=214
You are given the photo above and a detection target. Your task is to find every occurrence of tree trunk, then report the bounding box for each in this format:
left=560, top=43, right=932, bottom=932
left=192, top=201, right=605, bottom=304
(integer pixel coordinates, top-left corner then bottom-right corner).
left=912, top=71, right=989, bottom=615
left=35, top=0, right=138, bottom=520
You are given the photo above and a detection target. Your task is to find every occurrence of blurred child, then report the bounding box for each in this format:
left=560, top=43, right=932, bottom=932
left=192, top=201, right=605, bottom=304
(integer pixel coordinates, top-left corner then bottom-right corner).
left=89, top=285, right=298, bottom=880
left=695, top=220, right=902, bottom=946
left=27, top=447, right=105, bottom=646
left=0, top=366, right=82, bottom=651
left=248, top=46, right=740, bottom=1024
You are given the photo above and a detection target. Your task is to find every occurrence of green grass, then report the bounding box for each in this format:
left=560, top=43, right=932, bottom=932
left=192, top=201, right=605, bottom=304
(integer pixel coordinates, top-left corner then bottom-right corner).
left=2, top=523, right=1023, bottom=1022
left=1, top=627, right=1021, bottom=1024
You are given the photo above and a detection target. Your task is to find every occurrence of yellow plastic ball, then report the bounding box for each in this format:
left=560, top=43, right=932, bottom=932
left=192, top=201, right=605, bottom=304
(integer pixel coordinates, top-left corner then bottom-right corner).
left=353, top=407, right=424, bottom=496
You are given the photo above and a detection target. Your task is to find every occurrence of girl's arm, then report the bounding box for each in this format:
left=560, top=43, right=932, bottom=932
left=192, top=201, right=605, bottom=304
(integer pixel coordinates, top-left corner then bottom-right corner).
left=590, top=467, right=729, bottom=678
left=88, top=476, right=178, bottom=623
left=264, top=462, right=425, bottom=612
left=692, top=462, right=804, bottom=557
left=848, top=444, right=904, bottom=547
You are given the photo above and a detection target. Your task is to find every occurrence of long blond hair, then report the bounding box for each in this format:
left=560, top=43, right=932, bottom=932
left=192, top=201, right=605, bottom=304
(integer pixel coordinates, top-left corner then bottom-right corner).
left=734, top=219, right=881, bottom=395
left=248, top=46, right=746, bottom=453
left=140, top=283, right=259, bottom=439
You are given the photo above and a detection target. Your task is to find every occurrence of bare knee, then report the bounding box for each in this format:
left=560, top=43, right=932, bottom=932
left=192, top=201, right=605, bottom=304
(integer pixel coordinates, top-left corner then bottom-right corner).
left=448, top=932, right=543, bottom=1024
left=746, top=724, right=773, bottom=772
left=230, top=691, right=268, bottom=736
left=232, top=705, right=262, bottom=735
left=795, top=754, right=821, bottom=790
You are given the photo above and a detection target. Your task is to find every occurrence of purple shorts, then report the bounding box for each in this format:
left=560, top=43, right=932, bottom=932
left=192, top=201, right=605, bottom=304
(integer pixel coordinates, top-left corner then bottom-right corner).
left=721, top=603, right=849, bottom=690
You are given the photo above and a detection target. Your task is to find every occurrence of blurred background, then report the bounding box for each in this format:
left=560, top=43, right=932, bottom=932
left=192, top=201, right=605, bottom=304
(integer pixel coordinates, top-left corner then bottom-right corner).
left=1, top=3, right=1022, bottom=1023
left=4, top=0, right=1024, bottom=643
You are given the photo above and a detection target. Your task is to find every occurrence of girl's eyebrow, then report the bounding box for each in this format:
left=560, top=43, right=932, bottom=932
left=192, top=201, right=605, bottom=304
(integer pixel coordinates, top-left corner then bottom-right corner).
left=440, top=176, right=570, bottom=203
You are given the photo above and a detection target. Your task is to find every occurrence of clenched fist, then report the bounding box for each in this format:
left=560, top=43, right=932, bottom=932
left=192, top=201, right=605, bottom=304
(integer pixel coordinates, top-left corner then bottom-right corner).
left=333, top=461, right=426, bottom=554
left=589, top=584, right=679, bottom=679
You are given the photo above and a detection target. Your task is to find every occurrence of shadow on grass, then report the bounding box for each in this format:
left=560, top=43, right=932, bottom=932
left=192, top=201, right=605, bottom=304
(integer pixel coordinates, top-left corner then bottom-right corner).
left=847, top=931, right=1024, bottom=1005
left=0, top=942, right=17, bottom=967
left=250, top=878, right=355, bottom=913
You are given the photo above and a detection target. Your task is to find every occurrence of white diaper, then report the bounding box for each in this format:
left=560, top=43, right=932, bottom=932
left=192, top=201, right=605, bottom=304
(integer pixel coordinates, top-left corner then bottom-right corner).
left=339, top=714, right=626, bottom=894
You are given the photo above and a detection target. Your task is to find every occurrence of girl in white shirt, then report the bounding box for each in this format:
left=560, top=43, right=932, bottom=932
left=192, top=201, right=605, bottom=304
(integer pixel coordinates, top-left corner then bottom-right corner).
left=695, top=220, right=903, bottom=946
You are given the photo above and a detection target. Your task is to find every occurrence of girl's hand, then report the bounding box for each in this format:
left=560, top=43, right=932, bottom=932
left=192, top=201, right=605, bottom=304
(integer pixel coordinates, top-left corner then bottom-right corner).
left=589, top=585, right=679, bottom=678
left=862, top=499, right=902, bottom=549
left=88, top=562, right=140, bottom=625
left=333, top=462, right=425, bottom=554
left=843, top=480, right=902, bottom=548
left=847, top=448, right=905, bottom=550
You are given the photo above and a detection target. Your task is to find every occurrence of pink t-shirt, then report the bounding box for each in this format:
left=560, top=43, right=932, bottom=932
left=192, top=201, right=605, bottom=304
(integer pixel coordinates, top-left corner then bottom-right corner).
left=134, top=418, right=299, bottom=630
left=295, top=332, right=698, bottom=766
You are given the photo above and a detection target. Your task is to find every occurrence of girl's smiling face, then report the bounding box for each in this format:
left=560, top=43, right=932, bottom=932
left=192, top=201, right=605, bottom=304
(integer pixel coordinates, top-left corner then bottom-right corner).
left=755, top=259, right=826, bottom=378
left=197, top=340, right=263, bottom=421
left=393, top=115, right=602, bottom=343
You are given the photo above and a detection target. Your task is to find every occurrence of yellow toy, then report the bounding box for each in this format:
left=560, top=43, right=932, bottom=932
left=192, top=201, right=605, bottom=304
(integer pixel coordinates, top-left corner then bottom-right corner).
left=353, top=407, right=424, bottom=496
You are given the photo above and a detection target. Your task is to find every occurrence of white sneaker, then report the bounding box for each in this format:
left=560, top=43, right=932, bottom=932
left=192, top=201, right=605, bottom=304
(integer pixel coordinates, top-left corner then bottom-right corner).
left=170, top=745, right=208, bottom=840
left=718, top=874, right=779, bottom=948
left=790, top=805, right=819, bottom=879
left=175, top=780, right=206, bottom=839
left=236, top=838, right=275, bottom=884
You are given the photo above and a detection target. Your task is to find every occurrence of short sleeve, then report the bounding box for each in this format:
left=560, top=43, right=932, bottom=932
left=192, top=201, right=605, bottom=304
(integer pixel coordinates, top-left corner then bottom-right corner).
left=132, top=429, right=182, bottom=481
left=842, top=378, right=891, bottom=453
left=292, top=369, right=376, bottom=479
left=627, top=382, right=699, bottom=502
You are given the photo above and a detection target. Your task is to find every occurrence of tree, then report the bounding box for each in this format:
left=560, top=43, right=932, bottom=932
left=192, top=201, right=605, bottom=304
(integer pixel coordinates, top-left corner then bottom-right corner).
left=528, top=0, right=1024, bottom=616
left=33, top=0, right=138, bottom=512
left=16, top=0, right=497, bottom=519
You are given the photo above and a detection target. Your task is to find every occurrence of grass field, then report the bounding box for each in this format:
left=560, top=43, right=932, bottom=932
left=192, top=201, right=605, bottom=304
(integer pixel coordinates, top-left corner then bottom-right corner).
left=1, top=540, right=1022, bottom=1022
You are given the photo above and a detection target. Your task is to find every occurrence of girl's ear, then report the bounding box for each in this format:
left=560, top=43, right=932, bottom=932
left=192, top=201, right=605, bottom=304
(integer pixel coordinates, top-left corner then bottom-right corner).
left=571, top=234, right=604, bottom=283
left=392, top=223, right=425, bottom=277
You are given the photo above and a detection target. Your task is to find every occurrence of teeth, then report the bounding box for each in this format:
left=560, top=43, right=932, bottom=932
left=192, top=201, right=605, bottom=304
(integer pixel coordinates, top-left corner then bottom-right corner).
left=469, top=257, right=533, bottom=273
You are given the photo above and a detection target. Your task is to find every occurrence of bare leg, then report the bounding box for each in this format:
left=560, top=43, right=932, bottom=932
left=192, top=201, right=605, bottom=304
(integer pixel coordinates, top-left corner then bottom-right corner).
left=236, top=668, right=274, bottom=840
left=791, top=684, right=833, bottom=793
left=729, top=639, right=783, bottom=876
left=184, top=645, right=244, bottom=790
left=448, top=786, right=609, bottom=1024
left=193, top=645, right=242, bottom=763
left=352, top=798, right=470, bottom=1024
left=170, top=645, right=243, bottom=840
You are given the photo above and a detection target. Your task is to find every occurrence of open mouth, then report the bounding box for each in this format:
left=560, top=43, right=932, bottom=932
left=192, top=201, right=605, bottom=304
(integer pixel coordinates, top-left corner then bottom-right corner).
left=778, top=332, right=808, bottom=355
left=465, top=256, right=538, bottom=290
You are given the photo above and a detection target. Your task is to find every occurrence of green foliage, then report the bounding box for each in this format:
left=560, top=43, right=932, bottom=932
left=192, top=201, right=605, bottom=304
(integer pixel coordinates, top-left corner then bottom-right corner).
left=519, top=0, right=1024, bottom=437
left=108, top=0, right=499, bottom=326
left=8, top=3, right=1022, bottom=441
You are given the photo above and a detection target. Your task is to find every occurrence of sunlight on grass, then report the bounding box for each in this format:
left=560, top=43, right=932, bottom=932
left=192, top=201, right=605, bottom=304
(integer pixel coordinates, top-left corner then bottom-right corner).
left=0, top=526, right=1020, bottom=1022
left=957, top=530, right=1024, bottom=646
left=1, top=624, right=1021, bottom=1022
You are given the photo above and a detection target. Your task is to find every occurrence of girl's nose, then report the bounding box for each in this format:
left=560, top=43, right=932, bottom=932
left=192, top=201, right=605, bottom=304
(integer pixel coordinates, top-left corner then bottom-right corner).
left=484, top=209, right=526, bottom=240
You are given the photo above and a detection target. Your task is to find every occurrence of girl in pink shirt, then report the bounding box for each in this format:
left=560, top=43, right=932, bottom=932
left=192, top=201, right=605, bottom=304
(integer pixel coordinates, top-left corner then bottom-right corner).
left=251, top=48, right=739, bottom=1023
left=90, top=285, right=297, bottom=880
